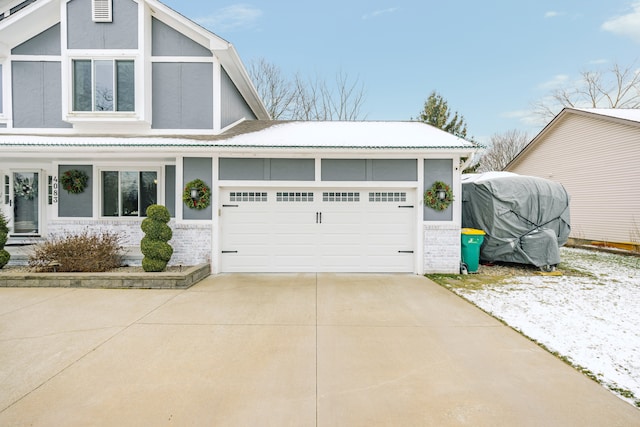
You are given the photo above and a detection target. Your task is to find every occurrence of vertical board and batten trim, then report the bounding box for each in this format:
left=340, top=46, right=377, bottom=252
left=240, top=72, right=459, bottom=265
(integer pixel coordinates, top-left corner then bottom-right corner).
left=507, top=114, right=640, bottom=244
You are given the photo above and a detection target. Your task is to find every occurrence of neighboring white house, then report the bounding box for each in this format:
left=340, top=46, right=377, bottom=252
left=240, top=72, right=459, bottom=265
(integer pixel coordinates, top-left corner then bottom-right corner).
left=505, top=108, right=640, bottom=248
left=0, top=0, right=478, bottom=274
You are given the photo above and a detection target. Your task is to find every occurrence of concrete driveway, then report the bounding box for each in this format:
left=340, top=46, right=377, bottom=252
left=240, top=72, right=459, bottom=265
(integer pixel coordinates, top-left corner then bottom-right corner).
left=1, top=274, right=638, bottom=426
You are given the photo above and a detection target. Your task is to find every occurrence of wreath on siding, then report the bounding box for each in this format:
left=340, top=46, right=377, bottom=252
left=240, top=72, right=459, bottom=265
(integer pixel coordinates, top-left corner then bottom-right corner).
left=60, top=169, right=89, bottom=194
left=424, top=181, right=454, bottom=211
left=183, top=179, right=211, bottom=210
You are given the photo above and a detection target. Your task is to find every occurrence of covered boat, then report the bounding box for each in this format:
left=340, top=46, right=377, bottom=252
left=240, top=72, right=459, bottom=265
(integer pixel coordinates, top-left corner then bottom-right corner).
left=461, top=172, right=571, bottom=270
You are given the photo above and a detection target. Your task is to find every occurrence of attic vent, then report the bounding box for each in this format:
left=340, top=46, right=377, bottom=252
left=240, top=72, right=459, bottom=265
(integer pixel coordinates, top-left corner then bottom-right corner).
left=92, top=0, right=112, bottom=22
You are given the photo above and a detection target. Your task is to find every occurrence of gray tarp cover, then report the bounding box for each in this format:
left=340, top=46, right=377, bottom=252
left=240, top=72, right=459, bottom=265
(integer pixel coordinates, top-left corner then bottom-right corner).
left=461, top=172, right=571, bottom=267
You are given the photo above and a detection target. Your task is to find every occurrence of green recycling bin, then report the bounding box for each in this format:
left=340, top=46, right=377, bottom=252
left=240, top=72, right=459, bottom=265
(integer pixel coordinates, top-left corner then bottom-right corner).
left=461, top=228, right=486, bottom=273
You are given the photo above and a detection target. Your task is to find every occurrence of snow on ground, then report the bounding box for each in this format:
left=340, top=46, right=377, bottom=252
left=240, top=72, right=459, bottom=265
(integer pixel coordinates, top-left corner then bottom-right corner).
left=452, top=247, right=640, bottom=407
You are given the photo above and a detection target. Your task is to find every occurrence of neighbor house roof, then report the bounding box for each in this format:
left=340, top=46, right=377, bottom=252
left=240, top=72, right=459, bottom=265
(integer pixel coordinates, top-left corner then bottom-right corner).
left=506, top=108, right=640, bottom=169
left=0, top=121, right=479, bottom=150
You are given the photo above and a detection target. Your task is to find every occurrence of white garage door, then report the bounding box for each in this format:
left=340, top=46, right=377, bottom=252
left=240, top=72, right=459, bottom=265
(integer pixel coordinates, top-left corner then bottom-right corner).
left=219, top=188, right=416, bottom=272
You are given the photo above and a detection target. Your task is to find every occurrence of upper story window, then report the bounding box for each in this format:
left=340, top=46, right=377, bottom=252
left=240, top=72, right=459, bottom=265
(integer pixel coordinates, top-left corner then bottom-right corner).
left=73, top=59, right=134, bottom=112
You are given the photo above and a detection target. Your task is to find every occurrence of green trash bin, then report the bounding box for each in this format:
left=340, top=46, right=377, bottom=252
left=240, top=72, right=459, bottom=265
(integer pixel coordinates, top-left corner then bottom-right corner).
left=461, top=228, right=485, bottom=273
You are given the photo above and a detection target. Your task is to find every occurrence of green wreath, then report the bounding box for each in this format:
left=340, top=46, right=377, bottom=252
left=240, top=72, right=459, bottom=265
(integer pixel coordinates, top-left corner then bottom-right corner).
left=60, top=169, right=89, bottom=194
left=424, top=181, right=454, bottom=211
left=183, top=179, right=211, bottom=210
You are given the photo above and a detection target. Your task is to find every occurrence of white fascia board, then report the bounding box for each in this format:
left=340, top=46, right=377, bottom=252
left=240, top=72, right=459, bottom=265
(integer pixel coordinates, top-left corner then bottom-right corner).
left=0, top=0, right=59, bottom=48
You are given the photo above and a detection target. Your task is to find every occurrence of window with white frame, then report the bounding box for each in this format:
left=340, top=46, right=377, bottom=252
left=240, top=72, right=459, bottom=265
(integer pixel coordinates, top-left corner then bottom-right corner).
left=73, top=59, right=134, bottom=112
left=102, top=170, right=157, bottom=217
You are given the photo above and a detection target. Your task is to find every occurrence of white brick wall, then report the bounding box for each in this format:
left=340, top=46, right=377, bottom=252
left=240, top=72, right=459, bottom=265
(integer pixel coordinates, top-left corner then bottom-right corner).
left=423, top=224, right=461, bottom=274
left=47, top=220, right=212, bottom=267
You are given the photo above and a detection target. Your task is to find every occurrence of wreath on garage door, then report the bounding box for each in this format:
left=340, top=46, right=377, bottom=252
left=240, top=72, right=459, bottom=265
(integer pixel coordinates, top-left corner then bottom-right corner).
left=183, top=179, right=211, bottom=210
left=424, top=181, right=454, bottom=211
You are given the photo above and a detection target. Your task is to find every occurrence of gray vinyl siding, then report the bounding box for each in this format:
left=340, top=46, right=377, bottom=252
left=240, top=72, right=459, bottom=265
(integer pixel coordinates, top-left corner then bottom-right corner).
left=221, top=67, right=256, bottom=127
left=11, top=23, right=61, bottom=55
left=321, top=159, right=417, bottom=181
left=58, top=165, right=93, bottom=217
left=12, top=62, right=71, bottom=128
left=67, top=0, right=138, bottom=49
left=183, top=157, right=212, bottom=220
left=151, top=18, right=212, bottom=57
left=152, top=63, right=213, bottom=129
left=507, top=113, right=640, bottom=244
left=219, top=158, right=315, bottom=181
left=165, top=165, right=176, bottom=217
left=423, top=159, right=453, bottom=221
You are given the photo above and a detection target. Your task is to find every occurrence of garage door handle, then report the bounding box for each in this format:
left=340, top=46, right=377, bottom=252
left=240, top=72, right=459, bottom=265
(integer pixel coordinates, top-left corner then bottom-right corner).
left=222, top=250, right=238, bottom=254
left=222, top=204, right=239, bottom=207
left=398, top=250, right=414, bottom=253
left=398, top=205, right=414, bottom=208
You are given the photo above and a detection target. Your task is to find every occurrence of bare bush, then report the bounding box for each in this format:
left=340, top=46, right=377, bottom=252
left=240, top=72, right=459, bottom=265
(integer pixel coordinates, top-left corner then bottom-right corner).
left=29, top=230, right=124, bottom=272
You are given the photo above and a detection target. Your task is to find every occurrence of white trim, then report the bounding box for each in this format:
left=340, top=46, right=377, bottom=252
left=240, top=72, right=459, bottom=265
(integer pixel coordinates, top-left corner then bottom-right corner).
left=213, top=59, right=221, bottom=133
left=211, top=154, right=220, bottom=273
left=416, top=158, right=425, bottom=275
left=150, top=56, right=214, bottom=63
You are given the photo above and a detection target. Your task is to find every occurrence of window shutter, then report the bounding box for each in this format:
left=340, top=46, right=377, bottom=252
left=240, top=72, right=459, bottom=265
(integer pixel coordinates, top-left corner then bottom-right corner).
left=92, top=0, right=112, bottom=22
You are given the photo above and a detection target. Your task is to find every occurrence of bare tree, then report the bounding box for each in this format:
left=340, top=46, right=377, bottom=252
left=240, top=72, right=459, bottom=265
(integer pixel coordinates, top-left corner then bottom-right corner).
left=248, top=58, right=367, bottom=120
left=247, top=58, right=296, bottom=119
left=534, top=62, right=640, bottom=122
left=477, top=129, right=529, bottom=172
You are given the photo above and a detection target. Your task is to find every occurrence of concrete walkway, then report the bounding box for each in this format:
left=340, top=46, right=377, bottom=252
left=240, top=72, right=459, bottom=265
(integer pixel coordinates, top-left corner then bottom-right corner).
left=0, top=274, right=638, bottom=426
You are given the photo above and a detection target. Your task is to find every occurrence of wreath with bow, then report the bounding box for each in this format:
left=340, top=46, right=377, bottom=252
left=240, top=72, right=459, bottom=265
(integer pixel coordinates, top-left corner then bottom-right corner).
left=60, top=169, right=89, bottom=194
left=424, top=181, right=454, bottom=211
left=183, top=179, right=211, bottom=210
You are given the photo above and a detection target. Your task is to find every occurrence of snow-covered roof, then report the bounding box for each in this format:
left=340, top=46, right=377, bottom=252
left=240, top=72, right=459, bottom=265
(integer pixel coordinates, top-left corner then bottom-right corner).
left=574, top=108, right=640, bottom=123
left=0, top=121, right=479, bottom=151
left=215, top=121, right=476, bottom=149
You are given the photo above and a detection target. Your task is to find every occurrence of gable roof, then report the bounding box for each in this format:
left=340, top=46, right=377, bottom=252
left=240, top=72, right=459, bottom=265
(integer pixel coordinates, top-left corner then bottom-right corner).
left=0, top=0, right=269, bottom=120
left=505, top=108, right=640, bottom=170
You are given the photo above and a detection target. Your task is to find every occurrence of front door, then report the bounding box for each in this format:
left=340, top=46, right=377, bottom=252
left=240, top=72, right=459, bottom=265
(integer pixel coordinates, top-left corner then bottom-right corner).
left=11, top=172, right=40, bottom=235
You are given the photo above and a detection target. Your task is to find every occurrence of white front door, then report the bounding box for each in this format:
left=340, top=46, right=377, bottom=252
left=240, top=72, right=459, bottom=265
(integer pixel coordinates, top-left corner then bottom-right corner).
left=219, top=188, right=416, bottom=272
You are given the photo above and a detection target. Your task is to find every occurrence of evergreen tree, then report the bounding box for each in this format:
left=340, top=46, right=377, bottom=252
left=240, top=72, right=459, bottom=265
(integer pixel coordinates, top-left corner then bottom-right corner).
left=417, top=91, right=468, bottom=139
left=0, top=211, right=10, bottom=269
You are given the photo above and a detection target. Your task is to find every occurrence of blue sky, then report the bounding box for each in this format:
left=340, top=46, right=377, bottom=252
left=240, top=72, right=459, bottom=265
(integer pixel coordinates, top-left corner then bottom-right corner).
left=161, top=1, right=640, bottom=143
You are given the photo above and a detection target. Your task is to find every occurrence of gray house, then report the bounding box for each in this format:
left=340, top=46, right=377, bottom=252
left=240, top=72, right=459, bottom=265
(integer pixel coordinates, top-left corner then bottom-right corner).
left=0, top=0, right=478, bottom=274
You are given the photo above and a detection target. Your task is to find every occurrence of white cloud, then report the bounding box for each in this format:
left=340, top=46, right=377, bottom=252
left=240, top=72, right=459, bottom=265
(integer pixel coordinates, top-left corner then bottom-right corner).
left=602, top=2, right=640, bottom=43
left=544, top=11, right=560, bottom=18
left=501, top=110, right=547, bottom=127
left=589, top=58, right=609, bottom=65
left=537, top=74, right=570, bottom=90
left=362, top=8, right=398, bottom=20
left=195, top=4, right=262, bottom=32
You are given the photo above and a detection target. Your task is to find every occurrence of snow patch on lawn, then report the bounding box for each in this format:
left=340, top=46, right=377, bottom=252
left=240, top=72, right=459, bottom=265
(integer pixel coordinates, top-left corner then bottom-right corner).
left=454, top=247, right=640, bottom=407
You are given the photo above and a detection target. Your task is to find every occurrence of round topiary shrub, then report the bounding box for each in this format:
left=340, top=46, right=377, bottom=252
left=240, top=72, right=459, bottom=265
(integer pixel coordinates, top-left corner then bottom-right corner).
left=0, top=211, right=10, bottom=269
left=140, top=205, right=173, bottom=272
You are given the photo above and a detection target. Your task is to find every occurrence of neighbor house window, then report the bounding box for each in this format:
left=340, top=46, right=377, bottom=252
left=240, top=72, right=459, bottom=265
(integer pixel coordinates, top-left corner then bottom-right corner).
left=73, top=59, right=134, bottom=112
left=102, top=171, right=157, bottom=217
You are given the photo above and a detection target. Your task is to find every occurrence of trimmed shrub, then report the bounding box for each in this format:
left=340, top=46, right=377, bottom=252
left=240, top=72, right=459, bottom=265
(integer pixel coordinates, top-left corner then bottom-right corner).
left=29, top=230, right=123, bottom=272
left=0, top=211, right=10, bottom=269
left=141, top=205, right=173, bottom=272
